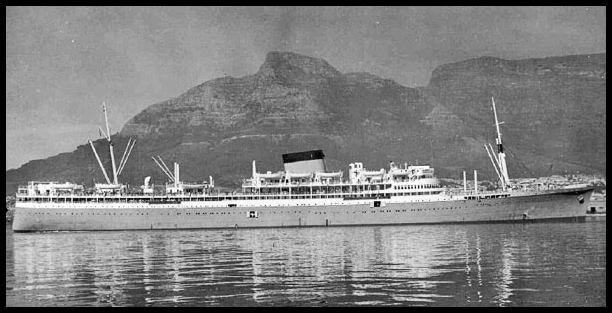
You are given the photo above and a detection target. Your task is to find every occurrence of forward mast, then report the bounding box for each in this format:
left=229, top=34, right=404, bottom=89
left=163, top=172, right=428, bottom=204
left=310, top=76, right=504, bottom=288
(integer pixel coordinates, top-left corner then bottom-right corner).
left=88, top=102, right=136, bottom=193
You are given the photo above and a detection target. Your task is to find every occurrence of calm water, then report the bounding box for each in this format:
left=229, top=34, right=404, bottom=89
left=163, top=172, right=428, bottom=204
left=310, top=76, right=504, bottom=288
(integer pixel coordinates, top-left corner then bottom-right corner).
left=6, top=217, right=606, bottom=307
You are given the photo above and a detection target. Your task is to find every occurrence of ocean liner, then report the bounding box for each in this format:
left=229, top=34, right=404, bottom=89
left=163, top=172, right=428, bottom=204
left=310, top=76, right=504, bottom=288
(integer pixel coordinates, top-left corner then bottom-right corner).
left=12, top=99, right=593, bottom=232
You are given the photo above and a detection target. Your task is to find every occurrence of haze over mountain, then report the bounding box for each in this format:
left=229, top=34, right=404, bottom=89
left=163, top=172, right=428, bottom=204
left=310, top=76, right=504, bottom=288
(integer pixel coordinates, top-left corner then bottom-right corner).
left=5, top=51, right=606, bottom=194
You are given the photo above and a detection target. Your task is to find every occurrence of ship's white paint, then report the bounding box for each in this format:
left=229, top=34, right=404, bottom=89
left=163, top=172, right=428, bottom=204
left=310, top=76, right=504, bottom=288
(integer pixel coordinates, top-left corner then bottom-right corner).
left=12, top=187, right=592, bottom=231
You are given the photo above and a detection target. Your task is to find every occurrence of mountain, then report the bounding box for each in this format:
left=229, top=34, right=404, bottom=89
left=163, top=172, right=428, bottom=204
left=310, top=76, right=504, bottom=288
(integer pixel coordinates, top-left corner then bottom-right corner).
left=5, top=52, right=606, bottom=194
left=424, top=53, right=606, bottom=178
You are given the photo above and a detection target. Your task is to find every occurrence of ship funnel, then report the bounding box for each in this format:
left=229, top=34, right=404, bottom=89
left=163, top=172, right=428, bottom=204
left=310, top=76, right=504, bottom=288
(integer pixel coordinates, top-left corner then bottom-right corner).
left=282, top=150, right=326, bottom=174
left=144, top=176, right=151, bottom=187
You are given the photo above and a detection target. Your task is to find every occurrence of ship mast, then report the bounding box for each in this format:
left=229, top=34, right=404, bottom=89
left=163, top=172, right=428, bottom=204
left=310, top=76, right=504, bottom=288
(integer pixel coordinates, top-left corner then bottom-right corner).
left=491, top=97, right=511, bottom=189
left=102, top=102, right=119, bottom=185
left=89, top=103, right=135, bottom=188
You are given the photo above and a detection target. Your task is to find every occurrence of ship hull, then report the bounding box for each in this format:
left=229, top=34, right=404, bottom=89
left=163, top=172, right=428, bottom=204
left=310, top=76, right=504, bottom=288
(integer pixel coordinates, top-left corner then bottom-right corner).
left=12, top=187, right=593, bottom=232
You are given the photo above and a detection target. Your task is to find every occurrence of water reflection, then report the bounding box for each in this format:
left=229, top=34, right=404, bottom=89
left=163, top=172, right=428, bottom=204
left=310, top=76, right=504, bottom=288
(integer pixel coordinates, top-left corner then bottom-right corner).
left=495, top=238, right=515, bottom=306
left=7, top=218, right=606, bottom=306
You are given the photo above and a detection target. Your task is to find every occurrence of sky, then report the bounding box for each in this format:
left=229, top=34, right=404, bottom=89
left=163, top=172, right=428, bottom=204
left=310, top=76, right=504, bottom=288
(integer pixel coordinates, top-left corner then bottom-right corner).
left=5, top=6, right=606, bottom=170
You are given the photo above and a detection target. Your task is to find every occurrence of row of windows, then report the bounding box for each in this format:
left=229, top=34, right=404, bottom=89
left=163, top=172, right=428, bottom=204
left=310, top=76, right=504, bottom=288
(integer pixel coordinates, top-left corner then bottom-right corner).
left=19, top=196, right=445, bottom=209
left=28, top=212, right=151, bottom=216
left=394, top=184, right=439, bottom=190
left=465, top=194, right=509, bottom=200
left=18, top=191, right=444, bottom=204
left=26, top=206, right=468, bottom=217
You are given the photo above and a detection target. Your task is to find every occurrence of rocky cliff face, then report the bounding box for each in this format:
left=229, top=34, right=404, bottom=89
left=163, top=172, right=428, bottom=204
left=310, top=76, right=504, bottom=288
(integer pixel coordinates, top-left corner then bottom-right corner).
left=426, top=53, right=606, bottom=177
left=5, top=52, right=606, bottom=194
left=114, top=51, right=433, bottom=187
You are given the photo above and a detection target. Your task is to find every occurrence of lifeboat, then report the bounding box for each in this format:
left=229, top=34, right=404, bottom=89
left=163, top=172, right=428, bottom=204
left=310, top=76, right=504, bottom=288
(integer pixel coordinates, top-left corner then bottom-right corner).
left=180, top=183, right=208, bottom=188
left=256, top=172, right=284, bottom=179
left=94, top=183, right=124, bottom=191
left=388, top=169, right=410, bottom=176
left=361, top=169, right=385, bottom=177
left=48, top=182, right=82, bottom=189
left=286, top=172, right=313, bottom=179
left=315, top=171, right=343, bottom=178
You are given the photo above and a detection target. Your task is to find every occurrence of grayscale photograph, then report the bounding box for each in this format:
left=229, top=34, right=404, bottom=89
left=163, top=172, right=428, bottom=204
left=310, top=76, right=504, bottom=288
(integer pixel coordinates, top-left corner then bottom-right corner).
left=6, top=6, right=606, bottom=306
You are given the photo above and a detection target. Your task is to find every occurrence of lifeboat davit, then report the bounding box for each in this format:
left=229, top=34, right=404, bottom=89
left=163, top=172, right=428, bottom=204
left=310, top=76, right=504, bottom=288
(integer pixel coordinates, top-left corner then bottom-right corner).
left=286, top=172, right=312, bottom=179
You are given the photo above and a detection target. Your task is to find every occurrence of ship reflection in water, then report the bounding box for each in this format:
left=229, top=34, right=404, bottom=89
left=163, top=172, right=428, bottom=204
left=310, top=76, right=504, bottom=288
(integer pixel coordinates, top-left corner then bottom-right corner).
left=6, top=218, right=606, bottom=306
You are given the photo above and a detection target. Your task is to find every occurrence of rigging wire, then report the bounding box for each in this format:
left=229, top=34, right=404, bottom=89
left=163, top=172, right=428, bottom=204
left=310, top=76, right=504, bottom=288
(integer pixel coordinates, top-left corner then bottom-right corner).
left=505, top=145, right=535, bottom=177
